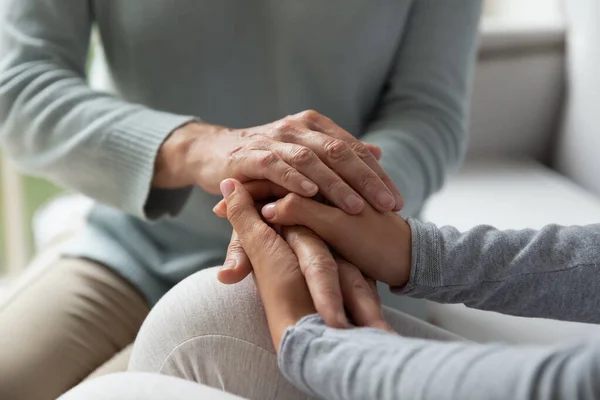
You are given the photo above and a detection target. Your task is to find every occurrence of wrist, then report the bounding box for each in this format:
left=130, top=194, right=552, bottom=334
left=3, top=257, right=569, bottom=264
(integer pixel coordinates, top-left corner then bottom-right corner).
left=383, top=216, right=412, bottom=288
left=255, top=272, right=316, bottom=350
left=152, top=122, right=220, bottom=189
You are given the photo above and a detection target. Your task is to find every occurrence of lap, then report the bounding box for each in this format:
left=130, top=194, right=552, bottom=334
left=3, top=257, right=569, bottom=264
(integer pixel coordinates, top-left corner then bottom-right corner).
left=130, top=267, right=462, bottom=400
left=0, top=257, right=148, bottom=400
left=129, top=267, right=309, bottom=400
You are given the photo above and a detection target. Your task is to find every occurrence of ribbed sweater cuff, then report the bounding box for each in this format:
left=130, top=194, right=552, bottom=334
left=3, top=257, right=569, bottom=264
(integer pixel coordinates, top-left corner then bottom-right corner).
left=392, top=218, right=443, bottom=293
left=103, top=109, right=198, bottom=218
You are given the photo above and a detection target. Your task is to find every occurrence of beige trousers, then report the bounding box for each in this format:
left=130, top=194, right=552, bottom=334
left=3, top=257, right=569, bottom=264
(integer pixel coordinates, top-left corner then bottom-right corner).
left=123, top=267, right=460, bottom=400
left=2, top=258, right=459, bottom=400
left=0, top=258, right=149, bottom=400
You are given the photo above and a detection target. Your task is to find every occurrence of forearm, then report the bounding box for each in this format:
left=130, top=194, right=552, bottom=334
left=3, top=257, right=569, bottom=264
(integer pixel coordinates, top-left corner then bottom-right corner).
left=365, top=128, right=461, bottom=218
left=0, top=0, right=197, bottom=219
left=361, top=0, right=481, bottom=217
left=398, top=220, right=600, bottom=323
left=279, top=315, right=600, bottom=400
left=254, top=270, right=316, bottom=349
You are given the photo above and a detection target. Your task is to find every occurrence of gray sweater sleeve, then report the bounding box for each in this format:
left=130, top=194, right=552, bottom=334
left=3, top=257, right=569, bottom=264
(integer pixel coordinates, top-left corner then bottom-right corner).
left=278, top=315, right=600, bottom=400
left=397, top=220, right=600, bottom=323
left=278, top=221, right=600, bottom=399
left=0, top=0, right=196, bottom=219
left=361, top=0, right=482, bottom=217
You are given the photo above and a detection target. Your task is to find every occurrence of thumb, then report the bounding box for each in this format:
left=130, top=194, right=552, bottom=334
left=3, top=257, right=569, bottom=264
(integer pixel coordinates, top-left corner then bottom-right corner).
left=220, top=179, right=256, bottom=226
left=218, top=230, right=253, bottom=284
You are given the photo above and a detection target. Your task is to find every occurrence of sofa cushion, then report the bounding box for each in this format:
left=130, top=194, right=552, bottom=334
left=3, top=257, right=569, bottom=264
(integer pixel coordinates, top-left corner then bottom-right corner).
left=422, top=158, right=600, bottom=344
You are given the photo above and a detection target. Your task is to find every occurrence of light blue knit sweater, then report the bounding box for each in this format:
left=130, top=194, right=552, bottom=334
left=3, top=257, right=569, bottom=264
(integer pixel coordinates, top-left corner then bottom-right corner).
left=0, top=0, right=481, bottom=304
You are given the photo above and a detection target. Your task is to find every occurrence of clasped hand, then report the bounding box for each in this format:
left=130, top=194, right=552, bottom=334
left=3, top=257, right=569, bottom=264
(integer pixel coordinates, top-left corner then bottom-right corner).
left=214, top=179, right=412, bottom=349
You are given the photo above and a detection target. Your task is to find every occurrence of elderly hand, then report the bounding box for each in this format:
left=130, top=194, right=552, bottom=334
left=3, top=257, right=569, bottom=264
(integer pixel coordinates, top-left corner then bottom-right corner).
left=153, top=110, right=403, bottom=215
left=219, top=179, right=391, bottom=342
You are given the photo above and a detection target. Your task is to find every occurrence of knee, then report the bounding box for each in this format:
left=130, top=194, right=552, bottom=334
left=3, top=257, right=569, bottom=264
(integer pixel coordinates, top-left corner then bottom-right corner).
left=0, top=366, right=31, bottom=400
left=129, top=267, right=273, bottom=373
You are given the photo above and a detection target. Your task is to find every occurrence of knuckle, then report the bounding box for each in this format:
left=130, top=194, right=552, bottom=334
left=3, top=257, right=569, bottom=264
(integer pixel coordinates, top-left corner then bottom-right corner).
left=274, top=121, right=296, bottom=135
left=226, top=201, right=246, bottom=222
left=324, top=139, right=351, bottom=161
left=258, top=152, right=279, bottom=169
left=281, top=193, right=303, bottom=214
left=350, top=277, right=372, bottom=294
left=237, top=129, right=251, bottom=138
left=303, top=261, right=336, bottom=282
left=324, top=176, right=345, bottom=197
left=227, top=238, right=244, bottom=253
left=298, top=109, right=322, bottom=123
left=290, top=146, right=315, bottom=166
left=350, top=141, right=372, bottom=160
left=280, top=167, right=297, bottom=184
left=360, top=173, right=381, bottom=192
left=226, top=146, right=244, bottom=163
left=246, top=134, right=270, bottom=149
left=257, top=224, right=278, bottom=244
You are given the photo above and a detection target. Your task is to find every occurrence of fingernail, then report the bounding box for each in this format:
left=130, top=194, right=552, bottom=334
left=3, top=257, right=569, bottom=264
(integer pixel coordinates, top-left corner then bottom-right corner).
left=301, top=180, right=318, bottom=195
left=220, top=180, right=235, bottom=198
left=262, top=203, right=276, bottom=219
left=377, top=191, right=395, bottom=209
left=344, top=194, right=363, bottom=212
left=221, top=259, right=236, bottom=270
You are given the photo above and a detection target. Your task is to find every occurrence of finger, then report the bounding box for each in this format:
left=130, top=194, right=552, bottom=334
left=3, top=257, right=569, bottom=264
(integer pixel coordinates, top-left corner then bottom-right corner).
left=238, top=151, right=319, bottom=197
left=261, top=194, right=347, bottom=246
left=269, top=141, right=365, bottom=214
left=365, top=276, right=381, bottom=306
left=213, top=199, right=227, bottom=218
left=363, top=142, right=382, bottom=160
left=337, top=259, right=393, bottom=332
left=282, top=226, right=348, bottom=328
left=221, top=179, right=286, bottom=266
left=218, top=230, right=253, bottom=284
left=298, top=112, right=401, bottom=211
left=277, top=130, right=396, bottom=213
left=347, top=140, right=404, bottom=211
left=213, top=180, right=290, bottom=217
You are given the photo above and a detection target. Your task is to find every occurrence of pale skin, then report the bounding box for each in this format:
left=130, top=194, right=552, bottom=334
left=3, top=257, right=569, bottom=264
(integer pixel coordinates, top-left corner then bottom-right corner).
left=218, top=179, right=412, bottom=349
left=153, top=110, right=404, bottom=329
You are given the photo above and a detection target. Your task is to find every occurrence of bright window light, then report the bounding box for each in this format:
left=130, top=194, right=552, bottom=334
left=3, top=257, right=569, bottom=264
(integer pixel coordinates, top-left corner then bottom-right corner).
left=484, top=0, right=564, bottom=23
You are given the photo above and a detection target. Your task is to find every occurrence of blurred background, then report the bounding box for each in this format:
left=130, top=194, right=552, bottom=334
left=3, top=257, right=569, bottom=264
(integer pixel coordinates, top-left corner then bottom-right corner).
left=3, top=0, right=600, bottom=344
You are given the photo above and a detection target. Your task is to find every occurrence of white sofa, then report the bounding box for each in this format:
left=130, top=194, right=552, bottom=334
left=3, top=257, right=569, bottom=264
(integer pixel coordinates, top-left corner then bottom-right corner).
left=415, top=1, right=600, bottom=344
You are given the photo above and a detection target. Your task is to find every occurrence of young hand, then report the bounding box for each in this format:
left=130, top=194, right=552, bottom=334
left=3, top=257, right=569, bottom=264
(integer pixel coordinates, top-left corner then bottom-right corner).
left=259, top=193, right=413, bottom=288
left=220, top=179, right=391, bottom=348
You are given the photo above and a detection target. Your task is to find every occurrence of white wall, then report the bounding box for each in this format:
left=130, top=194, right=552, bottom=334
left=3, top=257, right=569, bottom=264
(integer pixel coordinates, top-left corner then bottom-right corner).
left=484, top=0, right=563, bottom=22
left=555, top=0, right=600, bottom=197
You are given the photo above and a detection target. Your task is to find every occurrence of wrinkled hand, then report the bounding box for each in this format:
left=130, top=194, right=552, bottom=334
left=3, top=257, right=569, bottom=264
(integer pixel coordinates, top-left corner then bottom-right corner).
left=219, top=179, right=391, bottom=342
left=154, top=110, right=403, bottom=215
